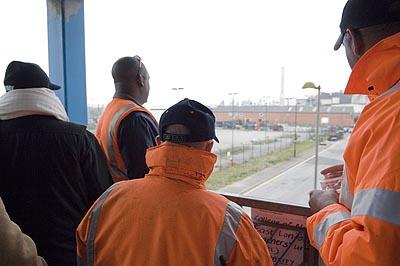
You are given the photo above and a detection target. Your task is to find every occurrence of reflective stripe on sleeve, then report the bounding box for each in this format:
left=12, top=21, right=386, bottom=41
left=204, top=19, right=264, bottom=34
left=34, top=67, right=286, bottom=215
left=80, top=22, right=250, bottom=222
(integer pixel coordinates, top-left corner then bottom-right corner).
left=214, top=201, right=244, bottom=266
left=106, top=104, right=136, bottom=178
left=351, top=188, right=400, bottom=226
left=315, top=211, right=350, bottom=249
left=87, top=183, right=120, bottom=266
left=339, top=164, right=354, bottom=210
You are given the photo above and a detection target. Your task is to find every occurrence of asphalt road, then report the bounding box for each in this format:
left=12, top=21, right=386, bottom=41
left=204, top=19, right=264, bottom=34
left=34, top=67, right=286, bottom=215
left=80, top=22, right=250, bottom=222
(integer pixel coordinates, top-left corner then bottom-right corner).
left=243, top=137, right=348, bottom=206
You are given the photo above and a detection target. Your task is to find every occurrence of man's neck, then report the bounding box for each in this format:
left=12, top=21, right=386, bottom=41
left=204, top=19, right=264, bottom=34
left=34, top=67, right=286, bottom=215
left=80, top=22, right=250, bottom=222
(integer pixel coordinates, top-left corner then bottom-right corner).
left=113, top=91, right=143, bottom=105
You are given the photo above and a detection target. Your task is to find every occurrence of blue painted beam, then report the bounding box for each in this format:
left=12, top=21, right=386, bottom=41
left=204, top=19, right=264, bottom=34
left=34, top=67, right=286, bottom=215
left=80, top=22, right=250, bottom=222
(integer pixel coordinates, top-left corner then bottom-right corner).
left=47, top=0, right=88, bottom=125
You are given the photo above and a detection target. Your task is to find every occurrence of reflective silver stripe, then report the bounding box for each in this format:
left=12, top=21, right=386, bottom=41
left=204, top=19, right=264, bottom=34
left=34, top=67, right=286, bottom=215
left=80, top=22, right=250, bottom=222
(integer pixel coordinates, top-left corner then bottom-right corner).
left=339, top=163, right=353, bottom=210
left=214, top=201, right=244, bottom=266
left=315, top=211, right=350, bottom=249
left=106, top=104, right=136, bottom=178
left=87, top=183, right=120, bottom=266
left=351, top=188, right=400, bottom=226
left=379, top=82, right=400, bottom=98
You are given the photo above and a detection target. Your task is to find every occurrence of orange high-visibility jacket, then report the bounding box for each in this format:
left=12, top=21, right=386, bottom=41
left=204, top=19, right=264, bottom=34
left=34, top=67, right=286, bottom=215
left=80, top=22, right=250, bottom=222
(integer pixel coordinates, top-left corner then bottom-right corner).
left=77, top=142, right=272, bottom=266
left=96, top=98, right=158, bottom=182
left=307, top=32, right=400, bottom=266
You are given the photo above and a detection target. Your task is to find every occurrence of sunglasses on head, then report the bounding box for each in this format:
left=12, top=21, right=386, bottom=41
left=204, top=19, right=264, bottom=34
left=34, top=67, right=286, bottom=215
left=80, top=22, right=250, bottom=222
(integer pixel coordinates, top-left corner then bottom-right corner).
left=133, top=55, right=142, bottom=78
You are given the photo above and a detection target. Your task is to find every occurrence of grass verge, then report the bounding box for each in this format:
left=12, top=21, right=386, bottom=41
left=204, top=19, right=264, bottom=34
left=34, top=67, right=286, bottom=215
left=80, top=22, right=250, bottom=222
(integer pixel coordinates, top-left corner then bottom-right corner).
left=206, top=141, right=314, bottom=190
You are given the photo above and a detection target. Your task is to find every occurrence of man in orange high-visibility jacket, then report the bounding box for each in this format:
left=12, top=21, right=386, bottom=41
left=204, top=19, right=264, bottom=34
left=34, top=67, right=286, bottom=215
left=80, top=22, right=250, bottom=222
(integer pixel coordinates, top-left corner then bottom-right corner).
left=96, top=56, right=158, bottom=182
left=77, top=99, right=272, bottom=266
left=307, top=1, right=400, bottom=265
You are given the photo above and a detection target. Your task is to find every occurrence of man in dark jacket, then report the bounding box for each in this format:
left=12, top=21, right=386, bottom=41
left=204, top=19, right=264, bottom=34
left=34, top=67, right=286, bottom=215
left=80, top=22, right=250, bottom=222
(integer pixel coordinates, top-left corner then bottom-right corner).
left=0, top=61, right=112, bottom=266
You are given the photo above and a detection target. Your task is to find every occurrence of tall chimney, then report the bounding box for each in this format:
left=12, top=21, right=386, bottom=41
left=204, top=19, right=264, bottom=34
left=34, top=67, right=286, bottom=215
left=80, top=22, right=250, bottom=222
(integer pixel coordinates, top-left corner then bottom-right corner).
left=280, top=67, right=285, bottom=106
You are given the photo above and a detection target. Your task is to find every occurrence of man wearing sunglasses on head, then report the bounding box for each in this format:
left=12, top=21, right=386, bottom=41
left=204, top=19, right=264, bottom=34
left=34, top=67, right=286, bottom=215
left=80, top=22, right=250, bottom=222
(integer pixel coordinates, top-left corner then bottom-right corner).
left=96, top=56, right=159, bottom=182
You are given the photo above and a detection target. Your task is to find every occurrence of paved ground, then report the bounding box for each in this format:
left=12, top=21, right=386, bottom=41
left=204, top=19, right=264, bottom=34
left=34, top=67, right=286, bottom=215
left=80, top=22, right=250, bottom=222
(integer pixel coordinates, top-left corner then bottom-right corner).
left=219, top=136, right=349, bottom=206
left=212, top=128, right=311, bottom=151
left=213, top=129, right=310, bottom=169
left=214, top=136, right=308, bottom=170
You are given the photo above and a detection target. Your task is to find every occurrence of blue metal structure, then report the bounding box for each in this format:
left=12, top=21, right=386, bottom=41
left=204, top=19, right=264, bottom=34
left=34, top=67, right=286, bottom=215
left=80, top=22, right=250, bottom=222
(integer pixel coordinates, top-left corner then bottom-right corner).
left=47, top=0, right=87, bottom=125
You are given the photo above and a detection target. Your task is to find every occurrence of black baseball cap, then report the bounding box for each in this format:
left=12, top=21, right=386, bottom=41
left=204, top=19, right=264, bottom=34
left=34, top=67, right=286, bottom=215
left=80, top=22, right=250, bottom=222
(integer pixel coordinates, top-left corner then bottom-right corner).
left=4, top=61, right=61, bottom=92
left=159, top=98, right=219, bottom=143
left=334, top=0, right=400, bottom=50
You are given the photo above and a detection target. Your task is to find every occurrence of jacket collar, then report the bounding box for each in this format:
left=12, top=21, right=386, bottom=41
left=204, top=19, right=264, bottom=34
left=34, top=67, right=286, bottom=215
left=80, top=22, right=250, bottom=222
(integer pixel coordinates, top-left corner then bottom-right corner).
left=345, top=32, right=400, bottom=97
left=145, top=142, right=217, bottom=189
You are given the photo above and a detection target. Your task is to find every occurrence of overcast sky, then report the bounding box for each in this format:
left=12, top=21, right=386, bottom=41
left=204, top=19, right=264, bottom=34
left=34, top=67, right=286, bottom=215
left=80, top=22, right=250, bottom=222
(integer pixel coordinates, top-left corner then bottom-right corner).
left=0, top=0, right=350, bottom=108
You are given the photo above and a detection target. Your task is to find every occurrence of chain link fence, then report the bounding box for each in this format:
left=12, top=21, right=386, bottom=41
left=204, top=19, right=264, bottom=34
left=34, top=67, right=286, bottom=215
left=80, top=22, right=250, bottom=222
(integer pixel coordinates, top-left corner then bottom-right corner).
left=214, top=130, right=312, bottom=170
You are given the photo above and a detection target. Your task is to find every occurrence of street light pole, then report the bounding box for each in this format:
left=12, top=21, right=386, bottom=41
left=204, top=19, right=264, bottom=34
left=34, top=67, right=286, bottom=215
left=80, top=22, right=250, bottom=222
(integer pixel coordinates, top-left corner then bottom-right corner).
left=285, top=97, right=298, bottom=157
left=228, top=92, right=238, bottom=166
left=265, top=102, right=268, bottom=141
left=171, top=87, right=184, bottom=101
left=302, top=82, right=321, bottom=189
left=294, top=99, right=298, bottom=157
left=314, top=87, right=321, bottom=189
left=262, top=96, right=270, bottom=142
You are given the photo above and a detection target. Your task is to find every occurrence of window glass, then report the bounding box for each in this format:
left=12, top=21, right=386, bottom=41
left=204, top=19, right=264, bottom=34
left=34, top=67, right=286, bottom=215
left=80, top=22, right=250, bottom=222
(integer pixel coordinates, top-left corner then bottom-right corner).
left=0, top=1, right=48, bottom=97
left=86, top=0, right=357, bottom=206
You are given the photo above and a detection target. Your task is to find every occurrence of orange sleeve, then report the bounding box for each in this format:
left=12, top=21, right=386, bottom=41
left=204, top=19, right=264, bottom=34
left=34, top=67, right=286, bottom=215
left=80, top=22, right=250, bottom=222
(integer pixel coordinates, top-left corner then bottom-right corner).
left=307, top=202, right=400, bottom=265
left=76, top=206, right=94, bottom=265
left=306, top=204, right=350, bottom=249
left=228, top=213, right=273, bottom=266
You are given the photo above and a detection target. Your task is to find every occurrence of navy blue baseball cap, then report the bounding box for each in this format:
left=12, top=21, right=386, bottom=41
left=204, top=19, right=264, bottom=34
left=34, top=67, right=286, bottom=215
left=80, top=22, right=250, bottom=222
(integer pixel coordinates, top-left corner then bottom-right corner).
left=159, top=98, right=219, bottom=143
left=334, top=0, right=400, bottom=50
left=4, top=61, right=60, bottom=92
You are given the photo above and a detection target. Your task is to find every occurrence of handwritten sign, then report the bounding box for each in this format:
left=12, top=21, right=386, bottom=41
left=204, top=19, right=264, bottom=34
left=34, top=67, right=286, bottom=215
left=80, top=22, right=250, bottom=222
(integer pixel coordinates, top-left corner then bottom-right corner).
left=252, top=208, right=309, bottom=266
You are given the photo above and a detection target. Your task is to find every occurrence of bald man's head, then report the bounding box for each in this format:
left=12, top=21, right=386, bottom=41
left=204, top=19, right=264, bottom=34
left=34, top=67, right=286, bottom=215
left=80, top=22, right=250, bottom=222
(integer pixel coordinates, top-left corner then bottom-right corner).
left=111, top=56, right=150, bottom=104
left=112, top=56, right=139, bottom=83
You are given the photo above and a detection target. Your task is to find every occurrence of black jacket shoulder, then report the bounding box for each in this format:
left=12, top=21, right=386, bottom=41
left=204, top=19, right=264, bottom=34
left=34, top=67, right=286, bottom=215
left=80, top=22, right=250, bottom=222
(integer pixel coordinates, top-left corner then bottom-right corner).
left=0, top=115, right=112, bottom=266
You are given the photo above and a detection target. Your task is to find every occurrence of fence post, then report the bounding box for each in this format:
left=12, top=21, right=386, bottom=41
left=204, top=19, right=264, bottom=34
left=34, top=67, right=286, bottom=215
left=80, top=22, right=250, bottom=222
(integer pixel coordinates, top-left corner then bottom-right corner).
left=219, top=149, right=222, bottom=170
left=242, top=144, right=245, bottom=164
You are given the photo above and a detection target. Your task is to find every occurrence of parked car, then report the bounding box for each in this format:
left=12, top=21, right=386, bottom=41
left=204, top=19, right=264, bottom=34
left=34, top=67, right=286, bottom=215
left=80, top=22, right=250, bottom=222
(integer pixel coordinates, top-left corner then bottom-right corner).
left=223, top=121, right=235, bottom=129
left=270, top=124, right=284, bottom=131
left=328, top=135, right=338, bottom=141
left=243, top=122, right=256, bottom=130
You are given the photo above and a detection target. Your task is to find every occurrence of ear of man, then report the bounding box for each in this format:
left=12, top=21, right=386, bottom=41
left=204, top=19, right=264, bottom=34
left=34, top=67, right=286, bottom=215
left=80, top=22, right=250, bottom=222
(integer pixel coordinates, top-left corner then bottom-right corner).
left=347, top=29, right=365, bottom=56
left=155, top=136, right=162, bottom=145
left=205, top=141, right=214, bottom=152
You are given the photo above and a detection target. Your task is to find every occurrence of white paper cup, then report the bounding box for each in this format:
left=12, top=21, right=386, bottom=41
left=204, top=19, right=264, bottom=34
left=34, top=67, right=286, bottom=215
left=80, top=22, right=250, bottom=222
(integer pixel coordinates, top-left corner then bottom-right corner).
left=320, top=176, right=342, bottom=191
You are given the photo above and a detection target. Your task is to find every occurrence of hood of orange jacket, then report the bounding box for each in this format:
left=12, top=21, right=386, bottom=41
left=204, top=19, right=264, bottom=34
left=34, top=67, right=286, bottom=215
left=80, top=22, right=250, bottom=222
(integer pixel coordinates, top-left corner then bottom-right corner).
left=145, top=142, right=217, bottom=189
left=345, top=32, right=400, bottom=99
